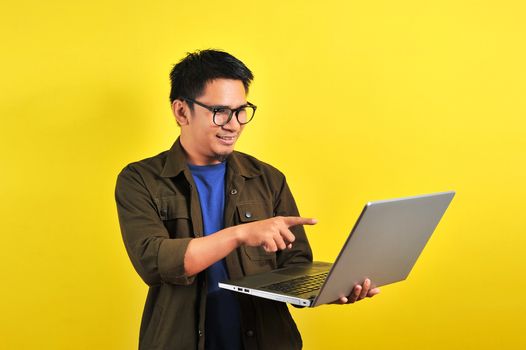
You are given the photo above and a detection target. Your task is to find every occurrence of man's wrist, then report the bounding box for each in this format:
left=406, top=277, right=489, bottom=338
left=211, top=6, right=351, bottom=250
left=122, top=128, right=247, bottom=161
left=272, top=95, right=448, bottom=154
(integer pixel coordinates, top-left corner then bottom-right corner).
left=229, top=224, right=244, bottom=248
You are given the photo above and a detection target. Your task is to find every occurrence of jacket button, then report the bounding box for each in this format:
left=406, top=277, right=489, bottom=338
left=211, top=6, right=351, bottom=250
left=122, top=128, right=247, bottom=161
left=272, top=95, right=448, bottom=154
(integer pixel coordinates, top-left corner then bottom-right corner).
left=246, top=330, right=254, bottom=337
left=230, top=189, right=238, bottom=195
left=198, top=329, right=203, bottom=337
left=244, top=211, right=252, bottom=219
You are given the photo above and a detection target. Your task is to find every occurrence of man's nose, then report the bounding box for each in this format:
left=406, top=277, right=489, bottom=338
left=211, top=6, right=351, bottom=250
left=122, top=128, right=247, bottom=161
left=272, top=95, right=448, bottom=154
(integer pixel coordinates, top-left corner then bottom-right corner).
left=221, top=113, right=241, bottom=130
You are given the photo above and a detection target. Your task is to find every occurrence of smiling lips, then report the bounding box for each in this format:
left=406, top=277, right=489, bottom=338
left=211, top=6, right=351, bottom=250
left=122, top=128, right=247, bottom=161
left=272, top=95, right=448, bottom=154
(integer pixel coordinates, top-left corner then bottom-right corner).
left=217, top=134, right=237, bottom=145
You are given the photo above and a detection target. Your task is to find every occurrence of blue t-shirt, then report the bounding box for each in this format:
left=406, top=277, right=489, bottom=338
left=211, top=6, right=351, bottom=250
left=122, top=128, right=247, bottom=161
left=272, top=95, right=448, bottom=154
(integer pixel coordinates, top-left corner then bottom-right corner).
left=188, top=162, right=242, bottom=350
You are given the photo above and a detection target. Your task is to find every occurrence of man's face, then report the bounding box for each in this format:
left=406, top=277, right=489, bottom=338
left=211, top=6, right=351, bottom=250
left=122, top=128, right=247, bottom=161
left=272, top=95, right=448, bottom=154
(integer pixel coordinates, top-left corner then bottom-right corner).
left=178, top=78, right=248, bottom=165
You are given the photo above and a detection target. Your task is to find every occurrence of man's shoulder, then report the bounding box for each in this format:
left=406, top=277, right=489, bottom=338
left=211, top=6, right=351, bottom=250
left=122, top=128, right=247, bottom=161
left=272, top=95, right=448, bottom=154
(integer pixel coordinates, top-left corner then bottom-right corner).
left=231, top=150, right=286, bottom=179
left=118, top=150, right=170, bottom=179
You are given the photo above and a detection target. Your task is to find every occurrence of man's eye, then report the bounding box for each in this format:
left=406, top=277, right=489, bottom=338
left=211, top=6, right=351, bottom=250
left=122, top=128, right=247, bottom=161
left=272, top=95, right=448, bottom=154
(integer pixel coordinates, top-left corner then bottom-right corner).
left=215, top=108, right=230, bottom=115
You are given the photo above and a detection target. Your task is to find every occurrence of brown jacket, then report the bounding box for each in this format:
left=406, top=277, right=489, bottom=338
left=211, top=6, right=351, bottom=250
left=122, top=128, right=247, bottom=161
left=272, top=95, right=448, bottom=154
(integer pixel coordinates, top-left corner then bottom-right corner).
left=115, top=138, right=313, bottom=350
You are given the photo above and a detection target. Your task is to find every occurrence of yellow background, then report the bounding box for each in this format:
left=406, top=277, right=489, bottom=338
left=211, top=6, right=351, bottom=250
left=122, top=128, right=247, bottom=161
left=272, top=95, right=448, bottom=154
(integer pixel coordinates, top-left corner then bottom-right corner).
left=1, top=0, right=525, bottom=349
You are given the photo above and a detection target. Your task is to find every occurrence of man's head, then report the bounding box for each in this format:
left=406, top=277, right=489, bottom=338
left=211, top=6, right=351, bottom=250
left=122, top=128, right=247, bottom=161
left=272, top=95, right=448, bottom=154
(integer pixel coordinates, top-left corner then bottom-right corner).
left=169, top=49, right=254, bottom=105
left=169, top=50, right=255, bottom=165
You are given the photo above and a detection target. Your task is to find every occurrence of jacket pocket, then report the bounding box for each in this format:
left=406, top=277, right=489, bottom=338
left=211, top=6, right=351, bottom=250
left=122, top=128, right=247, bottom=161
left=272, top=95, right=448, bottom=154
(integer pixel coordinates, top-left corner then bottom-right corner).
left=236, top=202, right=277, bottom=268
left=243, top=246, right=276, bottom=261
left=155, top=196, right=193, bottom=238
left=236, top=201, right=269, bottom=224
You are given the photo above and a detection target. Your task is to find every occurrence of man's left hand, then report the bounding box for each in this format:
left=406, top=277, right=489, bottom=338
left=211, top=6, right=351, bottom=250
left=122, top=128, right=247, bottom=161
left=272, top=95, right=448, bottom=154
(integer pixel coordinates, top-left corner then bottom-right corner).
left=333, top=278, right=380, bottom=304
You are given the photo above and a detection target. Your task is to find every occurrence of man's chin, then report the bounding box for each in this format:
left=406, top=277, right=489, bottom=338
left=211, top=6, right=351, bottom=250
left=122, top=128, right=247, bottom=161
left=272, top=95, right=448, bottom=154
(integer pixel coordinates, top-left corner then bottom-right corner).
left=213, top=150, right=233, bottom=163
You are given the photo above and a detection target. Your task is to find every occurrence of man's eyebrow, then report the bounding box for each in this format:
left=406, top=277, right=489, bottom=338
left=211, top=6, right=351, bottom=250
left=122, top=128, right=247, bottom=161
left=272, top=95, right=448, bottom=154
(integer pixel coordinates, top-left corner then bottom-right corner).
left=211, top=103, right=249, bottom=109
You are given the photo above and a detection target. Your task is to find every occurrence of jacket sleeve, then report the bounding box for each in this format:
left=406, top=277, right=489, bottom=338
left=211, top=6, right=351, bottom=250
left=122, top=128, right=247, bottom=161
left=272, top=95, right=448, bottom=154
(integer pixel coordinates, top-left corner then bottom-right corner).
left=274, top=175, right=313, bottom=268
left=115, top=165, right=195, bottom=286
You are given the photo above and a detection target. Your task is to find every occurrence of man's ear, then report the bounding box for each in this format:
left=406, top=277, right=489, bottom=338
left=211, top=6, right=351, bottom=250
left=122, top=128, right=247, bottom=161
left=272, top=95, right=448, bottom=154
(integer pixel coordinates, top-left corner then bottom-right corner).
left=172, top=99, right=189, bottom=126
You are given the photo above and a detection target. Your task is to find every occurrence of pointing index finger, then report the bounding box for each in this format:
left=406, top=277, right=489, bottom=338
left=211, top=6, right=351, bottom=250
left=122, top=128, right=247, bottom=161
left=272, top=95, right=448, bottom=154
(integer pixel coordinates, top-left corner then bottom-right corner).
left=282, top=216, right=318, bottom=227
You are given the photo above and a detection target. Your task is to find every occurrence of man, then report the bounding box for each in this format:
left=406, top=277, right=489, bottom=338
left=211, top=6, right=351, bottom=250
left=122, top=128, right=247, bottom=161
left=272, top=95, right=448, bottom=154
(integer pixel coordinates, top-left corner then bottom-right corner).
left=115, top=49, right=379, bottom=350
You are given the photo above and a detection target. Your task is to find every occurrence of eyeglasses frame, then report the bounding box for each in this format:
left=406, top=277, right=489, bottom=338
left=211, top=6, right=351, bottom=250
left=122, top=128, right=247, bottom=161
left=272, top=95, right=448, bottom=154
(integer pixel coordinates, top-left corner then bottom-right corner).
left=180, top=97, right=257, bottom=126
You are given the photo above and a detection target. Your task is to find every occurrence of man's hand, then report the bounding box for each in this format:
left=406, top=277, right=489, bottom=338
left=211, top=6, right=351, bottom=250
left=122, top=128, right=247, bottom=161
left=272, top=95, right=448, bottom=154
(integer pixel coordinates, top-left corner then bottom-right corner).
left=332, top=278, right=380, bottom=304
left=235, top=216, right=317, bottom=253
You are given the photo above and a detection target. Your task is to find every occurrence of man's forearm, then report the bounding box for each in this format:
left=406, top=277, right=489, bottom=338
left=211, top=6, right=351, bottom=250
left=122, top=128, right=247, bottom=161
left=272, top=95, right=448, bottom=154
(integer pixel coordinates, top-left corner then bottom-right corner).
left=183, top=226, right=240, bottom=277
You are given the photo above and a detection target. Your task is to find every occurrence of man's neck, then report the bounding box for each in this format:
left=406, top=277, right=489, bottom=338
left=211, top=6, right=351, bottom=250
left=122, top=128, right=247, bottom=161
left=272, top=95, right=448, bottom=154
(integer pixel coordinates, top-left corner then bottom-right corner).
left=179, top=135, right=222, bottom=166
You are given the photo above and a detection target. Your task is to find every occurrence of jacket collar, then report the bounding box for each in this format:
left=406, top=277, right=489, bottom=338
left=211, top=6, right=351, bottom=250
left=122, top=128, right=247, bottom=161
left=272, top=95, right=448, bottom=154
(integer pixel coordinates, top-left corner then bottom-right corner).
left=160, top=138, right=188, bottom=178
left=160, top=137, right=261, bottom=179
left=227, top=150, right=261, bottom=179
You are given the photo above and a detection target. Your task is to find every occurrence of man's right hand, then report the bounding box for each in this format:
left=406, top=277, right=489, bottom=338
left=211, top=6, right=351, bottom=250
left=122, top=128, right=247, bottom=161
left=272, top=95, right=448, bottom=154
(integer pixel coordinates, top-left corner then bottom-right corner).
left=235, top=216, right=317, bottom=253
left=184, top=216, right=316, bottom=276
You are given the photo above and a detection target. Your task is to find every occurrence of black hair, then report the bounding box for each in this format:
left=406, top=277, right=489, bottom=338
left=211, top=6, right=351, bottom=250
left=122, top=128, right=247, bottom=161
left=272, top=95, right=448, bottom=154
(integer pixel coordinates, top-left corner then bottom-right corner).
left=169, top=49, right=254, bottom=105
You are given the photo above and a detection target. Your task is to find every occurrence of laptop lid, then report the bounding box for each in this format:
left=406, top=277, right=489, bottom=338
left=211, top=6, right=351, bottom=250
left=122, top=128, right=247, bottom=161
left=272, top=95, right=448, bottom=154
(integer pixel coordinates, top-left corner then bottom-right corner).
left=312, top=191, right=455, bottom=306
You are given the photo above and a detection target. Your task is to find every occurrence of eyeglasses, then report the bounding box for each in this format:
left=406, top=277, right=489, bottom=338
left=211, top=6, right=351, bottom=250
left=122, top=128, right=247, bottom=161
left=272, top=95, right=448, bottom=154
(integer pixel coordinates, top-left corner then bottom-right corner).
left=181, top=97, right=257, bottom=126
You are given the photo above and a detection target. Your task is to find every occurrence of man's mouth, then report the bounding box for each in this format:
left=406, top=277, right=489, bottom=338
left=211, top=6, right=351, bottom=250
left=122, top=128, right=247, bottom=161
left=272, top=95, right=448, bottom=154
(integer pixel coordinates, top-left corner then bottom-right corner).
left=217, top=135, right=237, bottom=141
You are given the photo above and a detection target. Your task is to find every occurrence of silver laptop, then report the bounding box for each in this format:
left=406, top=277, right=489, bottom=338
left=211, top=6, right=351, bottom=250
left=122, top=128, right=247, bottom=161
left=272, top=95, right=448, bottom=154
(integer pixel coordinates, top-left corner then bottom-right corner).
left=219, top=191, right=455, bottom=307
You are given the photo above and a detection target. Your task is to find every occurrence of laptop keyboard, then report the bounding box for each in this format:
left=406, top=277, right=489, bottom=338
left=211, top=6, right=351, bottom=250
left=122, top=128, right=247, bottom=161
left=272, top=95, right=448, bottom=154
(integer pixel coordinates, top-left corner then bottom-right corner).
left=262, top=272, right=329, bottom=295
